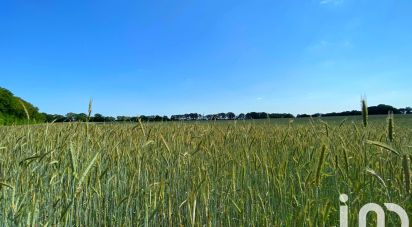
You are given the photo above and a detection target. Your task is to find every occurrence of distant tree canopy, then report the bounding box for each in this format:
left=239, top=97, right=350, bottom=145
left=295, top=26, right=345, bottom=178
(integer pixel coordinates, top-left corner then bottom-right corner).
left=1, top=86, right=411, bottom=125
left=368, top=104, right=401, bottom=115
left=23, top=105, right=412, bottom=123
left=39, top=103, right=412, bottom=123
left=296, top=104, right=411, bottom=118
left=0, top=87, right=45, bottom=125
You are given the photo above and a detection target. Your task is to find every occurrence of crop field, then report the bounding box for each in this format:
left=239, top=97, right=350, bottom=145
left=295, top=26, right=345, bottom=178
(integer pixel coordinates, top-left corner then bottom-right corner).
left=0, top=115, right=411, bottom=226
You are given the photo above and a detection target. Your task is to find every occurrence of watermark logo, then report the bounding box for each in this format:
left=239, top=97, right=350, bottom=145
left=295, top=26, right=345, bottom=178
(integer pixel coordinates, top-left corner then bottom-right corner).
left=339, top=194, right=409, bottom=227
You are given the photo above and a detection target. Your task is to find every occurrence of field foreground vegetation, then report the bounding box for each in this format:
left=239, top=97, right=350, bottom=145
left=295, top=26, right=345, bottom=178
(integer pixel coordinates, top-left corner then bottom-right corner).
left=0, top=116, right=411, bottom=226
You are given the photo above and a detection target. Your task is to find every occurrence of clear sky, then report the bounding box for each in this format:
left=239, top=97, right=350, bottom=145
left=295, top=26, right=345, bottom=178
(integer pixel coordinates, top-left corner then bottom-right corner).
left=1, top=0, right=411, bottom=116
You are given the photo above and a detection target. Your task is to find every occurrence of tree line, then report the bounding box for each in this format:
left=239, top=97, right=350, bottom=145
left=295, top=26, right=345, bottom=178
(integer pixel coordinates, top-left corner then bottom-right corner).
left=1, top=86, right=411, bottom=124
left=42, top=104, right=411, bottom=123
left=296, top=104, right=412, bottom=118
left=43, top=112, right=295, bottom=122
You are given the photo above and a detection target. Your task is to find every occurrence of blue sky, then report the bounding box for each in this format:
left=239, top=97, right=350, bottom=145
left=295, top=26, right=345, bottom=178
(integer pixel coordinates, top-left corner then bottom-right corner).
left=1, top=0, right=411, bottom=116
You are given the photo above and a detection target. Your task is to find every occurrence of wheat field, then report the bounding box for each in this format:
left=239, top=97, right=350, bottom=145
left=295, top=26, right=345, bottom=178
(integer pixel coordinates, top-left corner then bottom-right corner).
left=0, top=115, right=411, bottom=226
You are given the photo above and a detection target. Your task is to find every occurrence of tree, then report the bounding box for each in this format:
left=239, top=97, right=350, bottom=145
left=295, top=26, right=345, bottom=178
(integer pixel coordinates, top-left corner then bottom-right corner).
left=66, top=113, right=77, bottom=122
left=368, top=104, right=400, bottom=115
left=268, top=113, right=295, bottom=118
left=237, top=113, right=245, bottom=120
left=0, top=87, right=45, bottom=125
left=245, top=112, right=268, bottom=119
left=218, top=113, right=227, bottom=120
left=76, top=113, right=88, bottom=122
left=104, top=116, right=115, bottom=122
left=43, top=113, right=65, bottom=122
left=92, top=113, right=105, bottom=122
left=117, top=116, right=132, bottom=121
left=227, top=112, right=236, bottom=120
left=399, top=107, right=412, bottom=114
left=189, top=113, right=200, bottom=120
